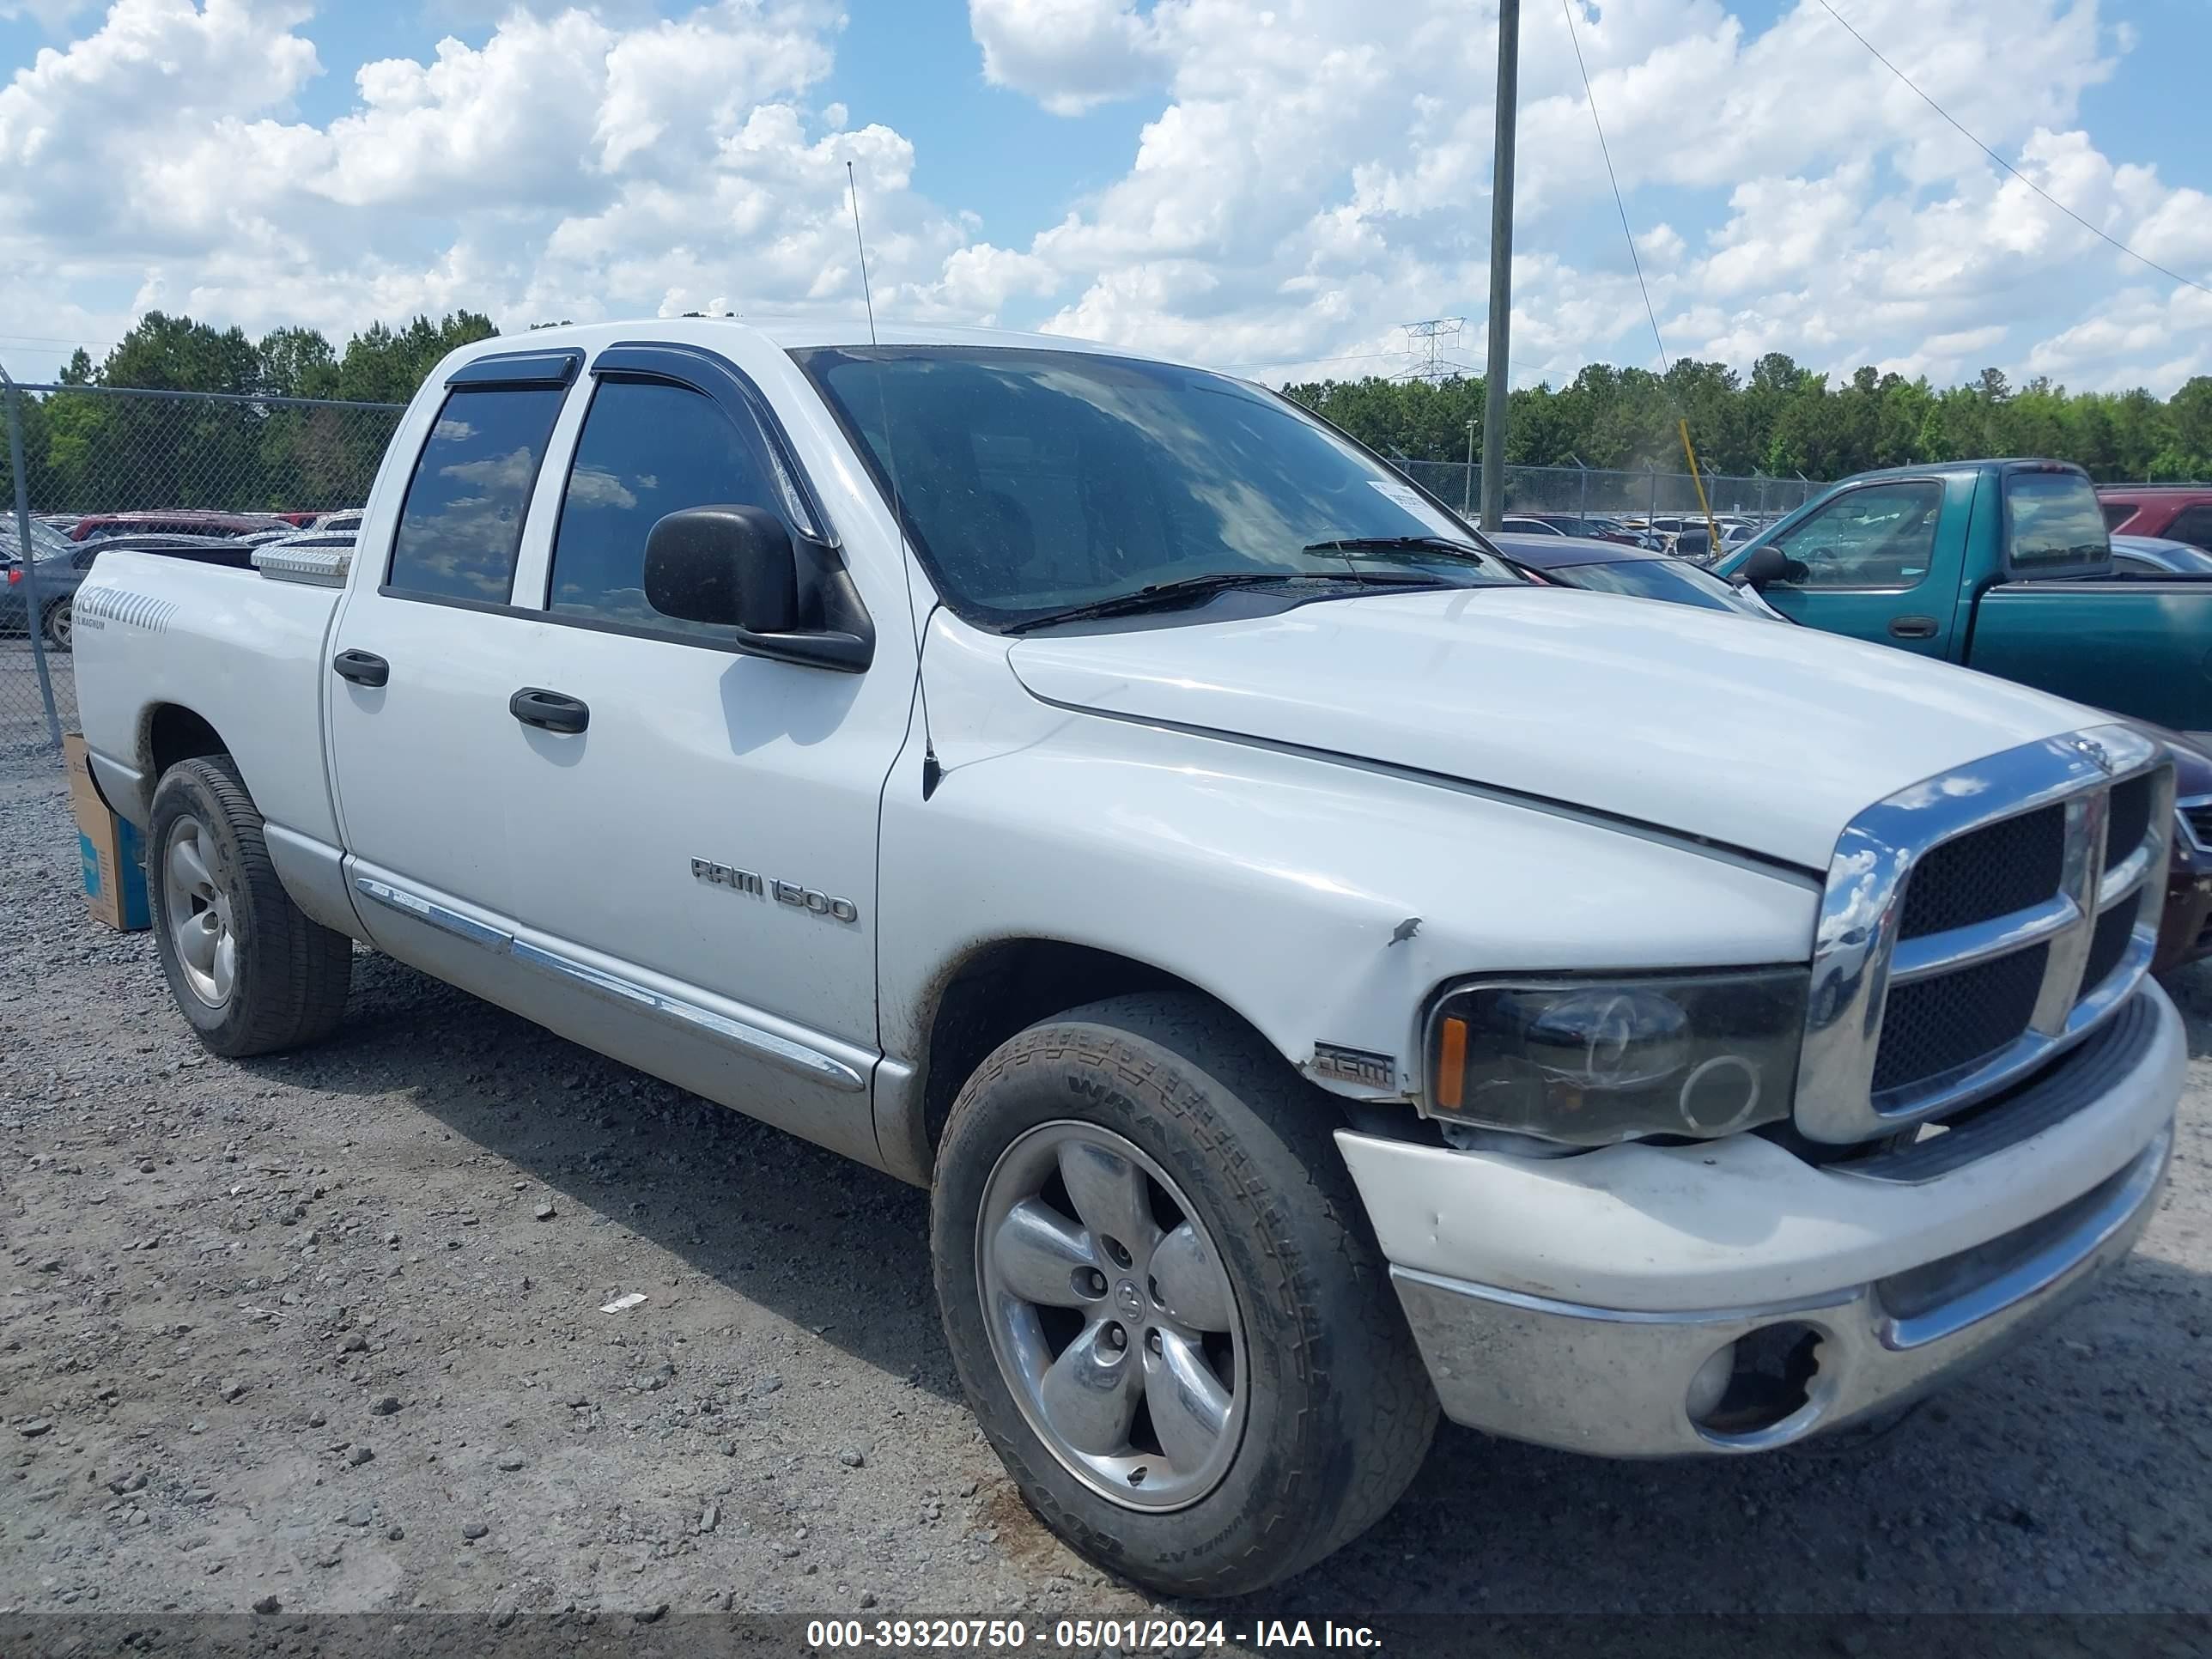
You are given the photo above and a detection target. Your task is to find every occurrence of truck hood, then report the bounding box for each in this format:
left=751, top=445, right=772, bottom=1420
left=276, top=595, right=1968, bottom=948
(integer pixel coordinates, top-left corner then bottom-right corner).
left=1006, top=586, right=2099, bottom=871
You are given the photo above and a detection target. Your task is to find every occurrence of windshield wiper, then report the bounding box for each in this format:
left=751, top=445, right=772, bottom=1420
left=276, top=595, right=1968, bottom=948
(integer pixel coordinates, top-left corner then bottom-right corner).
left=1303, top=535, right=1490, bottom=562
left=1304, top=533, right=1547, bottom=584
left=1002, top=568, right=1442, bottom=634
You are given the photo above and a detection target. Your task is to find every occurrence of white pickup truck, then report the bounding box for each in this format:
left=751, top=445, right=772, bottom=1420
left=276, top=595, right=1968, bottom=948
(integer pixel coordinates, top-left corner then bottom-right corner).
left=74, top=321, right=2184, bottom=1596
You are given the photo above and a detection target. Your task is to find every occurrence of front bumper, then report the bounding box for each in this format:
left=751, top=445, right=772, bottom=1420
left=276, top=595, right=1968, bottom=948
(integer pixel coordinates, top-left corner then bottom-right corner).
left=1339, top=981, right=2183, bottom=1457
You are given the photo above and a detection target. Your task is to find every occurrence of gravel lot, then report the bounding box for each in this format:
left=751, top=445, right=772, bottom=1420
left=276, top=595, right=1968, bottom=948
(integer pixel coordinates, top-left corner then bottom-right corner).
left=3, top=737, right=2209, bottom=1636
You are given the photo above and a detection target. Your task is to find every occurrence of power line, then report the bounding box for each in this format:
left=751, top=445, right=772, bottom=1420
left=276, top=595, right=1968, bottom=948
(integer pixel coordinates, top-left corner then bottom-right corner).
left=1813, top=0, right=2209, bottom=299
left=1558, top=1, right=1673, bottom=379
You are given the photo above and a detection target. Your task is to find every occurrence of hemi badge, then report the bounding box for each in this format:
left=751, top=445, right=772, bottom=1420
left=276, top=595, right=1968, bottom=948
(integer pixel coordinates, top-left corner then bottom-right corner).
left=1312, top=1042, right=1397, bottom=1091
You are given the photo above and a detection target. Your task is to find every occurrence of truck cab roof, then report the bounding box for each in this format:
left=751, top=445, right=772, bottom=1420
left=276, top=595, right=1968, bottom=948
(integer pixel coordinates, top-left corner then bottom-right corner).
left=441, top=316, right=1163, bottom=369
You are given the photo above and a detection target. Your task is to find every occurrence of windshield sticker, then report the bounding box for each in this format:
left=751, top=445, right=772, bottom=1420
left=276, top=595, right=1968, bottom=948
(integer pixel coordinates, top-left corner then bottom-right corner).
left=1368, top=480, right=1428, bottom=513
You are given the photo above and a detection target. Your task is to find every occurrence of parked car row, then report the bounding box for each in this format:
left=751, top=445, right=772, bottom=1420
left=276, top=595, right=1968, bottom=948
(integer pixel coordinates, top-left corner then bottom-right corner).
left=3, top=509, right=363, bottom=651
left=38, top=507, right=365, bottom=544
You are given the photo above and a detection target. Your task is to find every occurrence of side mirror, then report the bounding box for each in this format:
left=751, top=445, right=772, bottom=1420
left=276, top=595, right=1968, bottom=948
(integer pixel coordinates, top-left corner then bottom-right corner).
left=1736, top=544, right=1804, bottom=590
left=643, top=505, right=798, bottom=635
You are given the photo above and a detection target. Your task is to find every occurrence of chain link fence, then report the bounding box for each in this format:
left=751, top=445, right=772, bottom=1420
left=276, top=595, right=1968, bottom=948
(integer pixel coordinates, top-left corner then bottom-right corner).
left=0, top=369, right=1831, bottom=754
left=3, top=371, right=406, bottom=751
left=1396, top=459, right=1822, bottom=523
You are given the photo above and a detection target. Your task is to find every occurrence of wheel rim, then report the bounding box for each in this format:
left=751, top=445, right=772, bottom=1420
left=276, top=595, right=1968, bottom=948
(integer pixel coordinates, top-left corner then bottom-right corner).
left=161, top=817, right=234, bottom=1008
left=975, top=1120, right=1247, bottom=1512
left=48, top=601, right=70, bottom=648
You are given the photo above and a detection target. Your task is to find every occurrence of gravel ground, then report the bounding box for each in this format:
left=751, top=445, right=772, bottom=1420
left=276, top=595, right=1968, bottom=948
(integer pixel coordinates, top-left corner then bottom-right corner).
left=3, top=741, right=2209, bottom=1635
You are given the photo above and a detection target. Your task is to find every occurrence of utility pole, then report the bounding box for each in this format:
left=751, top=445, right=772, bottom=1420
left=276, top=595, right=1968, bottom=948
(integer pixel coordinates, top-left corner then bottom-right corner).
left=1480, top=0, right=1519, bottom=532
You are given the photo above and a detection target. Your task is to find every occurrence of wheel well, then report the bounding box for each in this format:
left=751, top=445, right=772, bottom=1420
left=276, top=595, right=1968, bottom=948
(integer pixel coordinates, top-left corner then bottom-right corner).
left=144, top=703, right=227, bottom=780
left=919, top=940, right=1267, bottom=1151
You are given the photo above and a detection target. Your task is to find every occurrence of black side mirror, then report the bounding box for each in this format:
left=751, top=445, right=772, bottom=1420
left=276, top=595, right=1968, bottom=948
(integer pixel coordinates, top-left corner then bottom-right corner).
left=643, top=505, right=798, bottom=635
left=1737, top=544, right=1805, bottom=590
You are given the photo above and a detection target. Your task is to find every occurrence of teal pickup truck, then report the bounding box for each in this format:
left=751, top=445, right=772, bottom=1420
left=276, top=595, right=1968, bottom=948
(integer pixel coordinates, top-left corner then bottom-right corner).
left=1717, top=459, right=2212, bottom=744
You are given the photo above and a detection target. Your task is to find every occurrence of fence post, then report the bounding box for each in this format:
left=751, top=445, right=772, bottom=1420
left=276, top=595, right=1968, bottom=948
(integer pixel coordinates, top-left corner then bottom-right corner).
left=1646, top=467, right=1657, bottom=522
left=3, top=362, right=64, bottom=751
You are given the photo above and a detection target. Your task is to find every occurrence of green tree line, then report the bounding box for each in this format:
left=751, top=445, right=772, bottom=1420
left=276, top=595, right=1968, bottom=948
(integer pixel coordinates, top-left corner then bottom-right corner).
left=1285, top=356, right=2212, bottom=483
left=12, top=312, right=2210, bottom=515
left=11, top=311, right=497, bottom=514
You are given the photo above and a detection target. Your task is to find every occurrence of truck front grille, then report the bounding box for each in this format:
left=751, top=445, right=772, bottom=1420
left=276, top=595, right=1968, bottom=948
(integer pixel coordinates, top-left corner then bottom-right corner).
left=1894, top=804, right=2065, bottom=939
left=1796, top=726, right=2173, bottom=1145
left=2105, top=774, right=2153, bottom=871
left=1870, top=945, right=2048, bottom=1096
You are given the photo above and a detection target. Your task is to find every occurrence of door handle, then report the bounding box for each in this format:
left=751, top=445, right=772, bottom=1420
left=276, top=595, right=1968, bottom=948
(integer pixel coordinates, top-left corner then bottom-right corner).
left=509, top=686, right=590, bottom=734
left=331, top=648, right=390, bottom=687
left=1887, top=615, right=1938, bottom=640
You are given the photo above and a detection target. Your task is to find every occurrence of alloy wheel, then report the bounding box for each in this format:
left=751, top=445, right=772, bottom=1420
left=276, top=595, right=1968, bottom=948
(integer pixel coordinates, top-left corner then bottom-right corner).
left=975, top=1120, right=1246, bottom=1511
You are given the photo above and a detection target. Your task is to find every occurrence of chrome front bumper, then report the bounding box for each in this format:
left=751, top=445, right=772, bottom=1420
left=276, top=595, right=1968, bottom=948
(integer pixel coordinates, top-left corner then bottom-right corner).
left=1392, top=1127, right=2171, bottom=1456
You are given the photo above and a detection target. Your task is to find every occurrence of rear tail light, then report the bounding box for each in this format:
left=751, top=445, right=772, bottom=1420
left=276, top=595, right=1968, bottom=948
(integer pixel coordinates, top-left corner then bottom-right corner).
left=5, top=567, right=20, bottom=585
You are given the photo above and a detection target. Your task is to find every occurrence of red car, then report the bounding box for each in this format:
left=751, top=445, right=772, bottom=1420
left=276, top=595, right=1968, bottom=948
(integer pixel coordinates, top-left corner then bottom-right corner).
left=2096, top=484, right=2212, bottom=549
left=69, top=510, right=295, bottom=543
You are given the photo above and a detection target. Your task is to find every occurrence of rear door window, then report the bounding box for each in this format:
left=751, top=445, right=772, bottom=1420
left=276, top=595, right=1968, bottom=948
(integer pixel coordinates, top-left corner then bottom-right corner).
left=2003, top=470, right=2108, bottom=570
left=2163, top=504, right=2212, bottom=551
left=386, top=386, right=568, bottom=603
left=2100, top=501, right=2136, bottom=532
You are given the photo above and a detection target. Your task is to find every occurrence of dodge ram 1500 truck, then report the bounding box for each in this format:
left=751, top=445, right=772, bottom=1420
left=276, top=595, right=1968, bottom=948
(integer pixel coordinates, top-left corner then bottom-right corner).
left=1717, top=459, right=2212, bottom=744
left=73, top=323, right=2185, bottom=1596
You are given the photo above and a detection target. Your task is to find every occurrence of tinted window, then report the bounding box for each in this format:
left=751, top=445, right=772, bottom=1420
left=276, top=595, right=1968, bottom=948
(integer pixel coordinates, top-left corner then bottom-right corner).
left=2100, top=501, right=2136, bottom=531
left=546, top=379, right=779, bottom=640
left=801, top=347, right=1518, bottom=625
left=1768, top=481, right=1942, bottom=589
left=2164, top=504, right=2212, bottom=552
left=386, top=386, right=566, bottom=602
left=2003, top=470, right=2106, bottom=568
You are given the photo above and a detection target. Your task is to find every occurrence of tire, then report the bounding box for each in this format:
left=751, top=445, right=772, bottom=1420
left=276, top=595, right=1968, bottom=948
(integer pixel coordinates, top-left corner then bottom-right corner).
left=148, top=756, right=352, bottom=1057
left=43, top=597, right=71, bottom=652
left=931, top=993, right=1437, bottom=1598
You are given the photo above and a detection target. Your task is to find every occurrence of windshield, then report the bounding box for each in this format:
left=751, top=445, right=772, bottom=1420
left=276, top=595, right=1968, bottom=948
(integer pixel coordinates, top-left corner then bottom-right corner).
left=1, top=517, right=73, bottom=560
left=798, top=346, right=1519, bottom=627
left=1549, top=556, right=1784, bottom=619
left=2004, top=469, right=2107, bottom=568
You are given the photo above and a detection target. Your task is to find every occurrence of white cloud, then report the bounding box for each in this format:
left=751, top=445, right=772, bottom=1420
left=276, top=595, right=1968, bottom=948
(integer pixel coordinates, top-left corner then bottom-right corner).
left=0, top=0, right=2206, bottom=400
left=969, top=0, right=1171, bottom=114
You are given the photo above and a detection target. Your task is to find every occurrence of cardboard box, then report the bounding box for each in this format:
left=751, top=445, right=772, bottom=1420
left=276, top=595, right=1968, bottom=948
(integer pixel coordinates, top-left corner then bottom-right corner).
left=64, top=734, right=151, bottom=931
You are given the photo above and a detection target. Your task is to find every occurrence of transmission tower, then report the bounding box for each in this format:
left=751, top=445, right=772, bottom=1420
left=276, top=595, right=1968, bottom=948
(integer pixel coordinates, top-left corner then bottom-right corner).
left=1399, top=317, right=1468, bottom=383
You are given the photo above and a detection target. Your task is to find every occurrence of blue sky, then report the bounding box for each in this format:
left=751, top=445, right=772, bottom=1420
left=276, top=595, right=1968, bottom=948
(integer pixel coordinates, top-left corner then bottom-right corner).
left=2, top=2, right=2207, bottom=392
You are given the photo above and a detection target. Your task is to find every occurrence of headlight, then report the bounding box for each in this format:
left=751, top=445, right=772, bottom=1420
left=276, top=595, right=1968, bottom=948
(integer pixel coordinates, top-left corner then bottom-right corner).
left=1425, top=968, right=1808, bottom=1146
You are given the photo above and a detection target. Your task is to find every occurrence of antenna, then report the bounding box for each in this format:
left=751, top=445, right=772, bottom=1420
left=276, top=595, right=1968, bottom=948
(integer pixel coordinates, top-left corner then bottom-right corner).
left=848, top=161, right=942, bottom=799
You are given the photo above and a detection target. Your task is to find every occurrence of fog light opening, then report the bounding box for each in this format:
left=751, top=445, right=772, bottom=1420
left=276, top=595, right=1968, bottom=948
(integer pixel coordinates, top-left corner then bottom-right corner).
left=1687, top=1322, right=1823, bottom=1438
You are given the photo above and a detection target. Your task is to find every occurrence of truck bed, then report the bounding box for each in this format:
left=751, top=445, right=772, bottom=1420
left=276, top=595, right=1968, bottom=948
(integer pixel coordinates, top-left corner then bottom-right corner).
left=72, top=552, right=344, bottom=848
left=1968, top=574, right=2212, bottom=738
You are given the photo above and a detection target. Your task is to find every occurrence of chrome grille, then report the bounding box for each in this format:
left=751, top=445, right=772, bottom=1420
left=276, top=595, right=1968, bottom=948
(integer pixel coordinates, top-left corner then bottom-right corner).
left=2183, top=797, right=2212, bottom=854
left=1870, top=945, right=2049, bottom=1097
left=2080, top=893, right=2141, bottom=1000
left=2105, top=774, right=2153, bottom=871
left=1796, top=724, right=2173, bottom=1145
left=1896, top=805, right=2064, bottom=939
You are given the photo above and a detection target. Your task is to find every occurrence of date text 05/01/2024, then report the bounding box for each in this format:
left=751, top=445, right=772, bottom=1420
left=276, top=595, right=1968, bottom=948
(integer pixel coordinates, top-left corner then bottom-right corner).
left=803, top=1618, right=1382, bottom=1650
